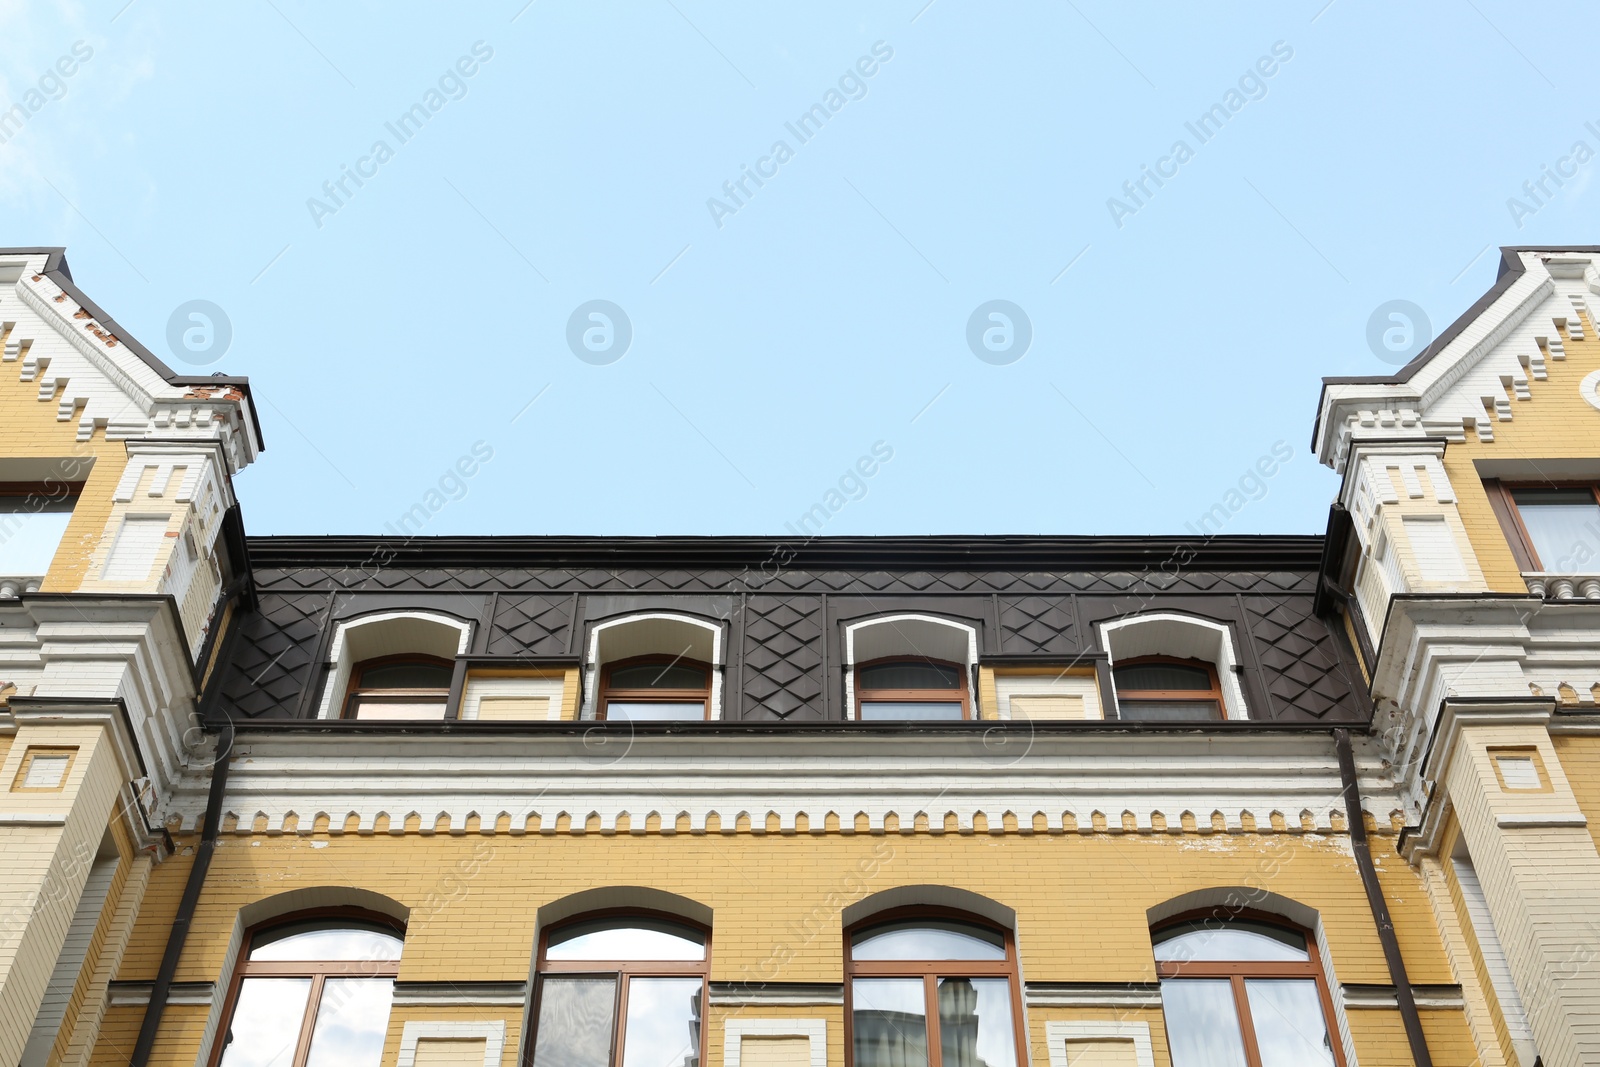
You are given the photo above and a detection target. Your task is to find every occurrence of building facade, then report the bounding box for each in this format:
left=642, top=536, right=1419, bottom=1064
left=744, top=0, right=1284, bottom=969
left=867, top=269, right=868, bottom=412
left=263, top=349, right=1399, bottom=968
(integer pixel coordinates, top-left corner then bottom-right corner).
left=1, top=244, right=1597, bottom=1066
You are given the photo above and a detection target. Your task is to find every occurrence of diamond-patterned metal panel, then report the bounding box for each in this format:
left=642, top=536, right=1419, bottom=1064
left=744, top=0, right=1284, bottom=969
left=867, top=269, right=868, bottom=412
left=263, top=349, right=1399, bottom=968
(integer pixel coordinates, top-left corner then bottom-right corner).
left=997, top=596, right=1078, bottom=653
left=251, top=566, right=1316, bottom=597
left=212, top=593, right=329, bottom=720
left=487, top=595, right=573, bottom=656
left=741, top=596, right=824, bottom=720
left=1243, top=595, right=1362, bottom=722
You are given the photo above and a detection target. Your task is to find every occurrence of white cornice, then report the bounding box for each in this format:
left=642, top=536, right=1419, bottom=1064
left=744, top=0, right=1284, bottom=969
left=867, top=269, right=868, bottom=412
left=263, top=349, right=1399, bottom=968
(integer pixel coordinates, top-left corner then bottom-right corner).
left=176, top=729, right=1403, bottom=838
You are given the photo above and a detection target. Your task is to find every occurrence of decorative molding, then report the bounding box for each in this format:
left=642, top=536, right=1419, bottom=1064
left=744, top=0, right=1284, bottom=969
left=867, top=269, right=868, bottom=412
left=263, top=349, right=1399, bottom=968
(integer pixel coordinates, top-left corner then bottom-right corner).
left=1342, top=983, right=1464, bottom=1010
left=397, top=1020, right=505, bottom=1067
left=107, top=980, right=215, bottom=1007
left=709, top=982, right=843, bottom=1006
left=1580, top=368, right=1600, bottom=412
left=1045, top=1020, right=1156, bottom=1067
left=1025, top=982, right=1161, bottom=1009
left=391, top=981, right=527, bottom=1007
left=723, top=1018, right=827, bottom=1067
left=190, top=730, right=1401, bottom=837
left=1495, top=812, right=1587, bottom=829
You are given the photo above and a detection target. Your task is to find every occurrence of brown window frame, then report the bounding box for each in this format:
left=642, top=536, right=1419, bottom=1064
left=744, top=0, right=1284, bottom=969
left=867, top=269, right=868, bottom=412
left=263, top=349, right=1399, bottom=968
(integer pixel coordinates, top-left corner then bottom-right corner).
left=211, top=907, right=404, bottom=1067
left=341, top=653, right=454, bottom=719
left=1152, top=909, right=1346, bottom=1067
left=597, top=654, right=713, bottom=721
left=527, top=909, right=710, bottom=1067
left=1112, top=655, right=1226, bottom=720
left=843, top=906, right=1028, bottom=1067
left=853, top=656, right=972, bottom=720
left=1493, top=480, right=1600, bottom=572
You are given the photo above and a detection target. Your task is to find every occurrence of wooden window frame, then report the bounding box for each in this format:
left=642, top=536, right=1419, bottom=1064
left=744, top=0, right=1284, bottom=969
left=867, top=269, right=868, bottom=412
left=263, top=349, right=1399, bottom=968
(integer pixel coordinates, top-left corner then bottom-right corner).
left=1493, top=481, right=1600, bottom=572
left=211, top=908, right=404, bottom=1067
left=853, top=657, right=972, bottom=720
left=1112, top=655, right=1225, bottom=720
left=1152, top=909, right=1346, bottom=1067
left=597, top=654, right=712, bottom=721
left=528, top=909, right=710, bottom=1067
left=341, top=653, right=454, bottom=719
left=843, top=906, right=1027, bottom=1067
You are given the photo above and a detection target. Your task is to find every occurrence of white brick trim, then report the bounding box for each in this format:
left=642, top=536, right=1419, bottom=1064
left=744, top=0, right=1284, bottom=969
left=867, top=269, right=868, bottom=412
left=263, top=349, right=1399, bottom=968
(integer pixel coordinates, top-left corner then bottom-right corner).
left=397, top=1020, right=505, bottom=1067
left=723, top=1018, right=826, bottom=1067
left=1045, top=1020, right=1155, bottom=1067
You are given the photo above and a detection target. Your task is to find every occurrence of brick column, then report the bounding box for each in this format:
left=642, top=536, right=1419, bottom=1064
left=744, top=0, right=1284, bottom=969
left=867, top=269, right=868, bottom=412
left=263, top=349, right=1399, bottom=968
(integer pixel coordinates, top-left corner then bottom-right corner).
left=1443, top=707, right=1600, bottom=1067
left=0, top=722, right=125, bottom=1065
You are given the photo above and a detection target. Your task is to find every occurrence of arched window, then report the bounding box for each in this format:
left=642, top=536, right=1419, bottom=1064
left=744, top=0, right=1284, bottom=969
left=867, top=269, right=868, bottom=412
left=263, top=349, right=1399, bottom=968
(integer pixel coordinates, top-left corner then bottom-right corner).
left=845, top=911, right=1023, bottom=1067
left=530, top=915, right=708, bottom=1067
left=1113, top=656, right=1225, bottom=721
left=1153, top=914, right=1342, bottom=1067
left=599, top=656, right=713, bottom=721
left=343, top=654, right=453, bottom=719
left=215, top=913, right=403, bottom=1067
left=855, top=658, right=970, bottom=720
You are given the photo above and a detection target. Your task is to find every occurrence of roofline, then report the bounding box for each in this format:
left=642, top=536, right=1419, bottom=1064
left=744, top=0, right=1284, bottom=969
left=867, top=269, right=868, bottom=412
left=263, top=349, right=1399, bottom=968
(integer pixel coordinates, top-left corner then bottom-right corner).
left=1311, top=245, right=1600, bottom=450
left=244, top=533, right=1327, bottom=570
left=0, top=247, right=264, bottom=449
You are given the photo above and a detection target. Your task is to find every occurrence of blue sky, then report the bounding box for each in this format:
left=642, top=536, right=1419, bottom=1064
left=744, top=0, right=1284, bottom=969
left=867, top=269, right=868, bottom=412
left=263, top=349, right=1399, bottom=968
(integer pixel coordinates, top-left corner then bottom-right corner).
left=3, top=1, right=1595, bottom=537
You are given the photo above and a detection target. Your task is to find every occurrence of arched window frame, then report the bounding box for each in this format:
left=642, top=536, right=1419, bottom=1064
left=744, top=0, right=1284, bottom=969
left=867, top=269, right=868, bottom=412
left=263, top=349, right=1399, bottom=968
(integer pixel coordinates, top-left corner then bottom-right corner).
left=853, top=656, right=972, bottom=720
left=843, top=905, right=1027, bottom=1067
left=342, top=652, right=455, bottom=719
left=1151, top=908, right=1346, bottom=1067
left=1112, top=654, right=1227, bottom=721
left=314, top=610, right=473, bottom=719
left=584, top=613, right=725, bottom=720
left=1099, top=612, right=1250, bottom=721
left=528, top=909, right=711, bottom=1067
left=843, top=614, right=979, bottom=721
left=598, top=654, right=714, bottom=720
left=211, top=907, right=405, bottom=1067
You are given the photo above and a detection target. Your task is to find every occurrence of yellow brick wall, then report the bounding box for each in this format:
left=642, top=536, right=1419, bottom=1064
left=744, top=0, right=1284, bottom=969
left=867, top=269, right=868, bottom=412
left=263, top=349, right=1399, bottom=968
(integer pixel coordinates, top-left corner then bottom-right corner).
left=1552, top=734, right=1600, bottom=855
left=102, top=824, right=1471, bottom=1066
left=1439, top=310, right=1600, bottom=592
left=0, top=346, right=129, bottom=593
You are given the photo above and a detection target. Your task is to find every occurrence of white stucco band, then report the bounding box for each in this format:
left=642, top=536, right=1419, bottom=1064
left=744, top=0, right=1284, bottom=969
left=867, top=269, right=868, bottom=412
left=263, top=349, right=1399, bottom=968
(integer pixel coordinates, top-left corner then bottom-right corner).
left=1100, top=613, right=1249, bottom=720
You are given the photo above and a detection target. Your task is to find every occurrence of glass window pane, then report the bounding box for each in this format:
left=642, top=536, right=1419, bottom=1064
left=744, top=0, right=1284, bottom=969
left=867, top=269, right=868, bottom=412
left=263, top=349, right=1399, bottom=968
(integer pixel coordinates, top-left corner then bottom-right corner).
left=250, top=924, right=403, bottom=962
left=620, top=977, right=703, bottom=1067
left=1117, top=700, right=1222, bottom=721
left=859, top=702, right=965, bottom=721
left=1114, top=663, right=1213, bottom=691
left=547, top=923, right=705, bottom=961
left=1159, top=979, right=1249, bottom=1067
left=852, top=978, right=929, bottom=1067
left=852, top=921, right=1005, bottom=961
left=1245, top=979, right=1336, bottom=1067
left=533, top=976, right=618, bottom=1067
left=937, top=977, right=1016, bottom=1067
left=358, top=662, right=452, bottom=689
left=1512, top=489, right=1600, bottom=572
left=603, top=702, right=706, bottom=721
left=303, top=978, right=394, bottom=1067
left=859, top=662, right=963, bottom=690
left=0, top=498, right=74, bottom=576
left=609, top=664, right=708, bottom=690
left=1154, top=921, right=1307, bottom=963
left=217, top=977, right=312, bottom=1067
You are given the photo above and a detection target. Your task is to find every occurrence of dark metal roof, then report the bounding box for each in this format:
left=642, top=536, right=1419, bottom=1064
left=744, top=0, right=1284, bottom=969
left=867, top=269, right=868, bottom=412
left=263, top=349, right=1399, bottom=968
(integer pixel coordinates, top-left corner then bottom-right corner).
left=245, top=534, right=1326, bottom=570
left=209, top=533, right=1371, bottom=728
left=0, top=247, right=264, bottom=448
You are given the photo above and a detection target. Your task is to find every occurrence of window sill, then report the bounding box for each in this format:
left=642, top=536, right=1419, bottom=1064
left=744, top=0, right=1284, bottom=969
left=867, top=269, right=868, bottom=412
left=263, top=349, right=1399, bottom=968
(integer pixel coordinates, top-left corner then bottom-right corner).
left=1522, top=573, right=1600, bottom=600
